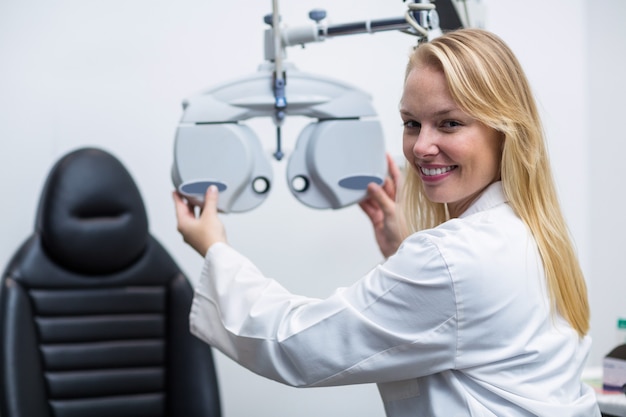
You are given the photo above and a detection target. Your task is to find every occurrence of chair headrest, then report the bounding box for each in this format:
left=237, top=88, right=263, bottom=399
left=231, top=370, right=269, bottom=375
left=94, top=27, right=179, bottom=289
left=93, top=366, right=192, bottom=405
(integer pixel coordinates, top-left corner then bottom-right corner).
left=35, top=147, right=149, bottom=275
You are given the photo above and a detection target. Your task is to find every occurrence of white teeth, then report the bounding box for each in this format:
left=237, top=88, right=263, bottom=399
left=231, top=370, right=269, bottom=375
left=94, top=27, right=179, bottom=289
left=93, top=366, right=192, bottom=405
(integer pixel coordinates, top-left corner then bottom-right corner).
left=420, top=166, right=454, bottom=176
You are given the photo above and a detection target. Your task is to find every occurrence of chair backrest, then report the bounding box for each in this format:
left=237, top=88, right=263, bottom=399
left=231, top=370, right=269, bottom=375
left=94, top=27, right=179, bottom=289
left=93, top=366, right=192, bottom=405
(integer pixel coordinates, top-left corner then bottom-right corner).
left=0, top=147, right=221, bottom=417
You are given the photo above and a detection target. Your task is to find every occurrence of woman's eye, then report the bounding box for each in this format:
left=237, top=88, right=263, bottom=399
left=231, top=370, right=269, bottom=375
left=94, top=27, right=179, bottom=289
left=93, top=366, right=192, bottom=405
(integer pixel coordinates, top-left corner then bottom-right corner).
left=441, top=120, right=462, bottom=129
left=403, top=120, right=421, bottom=129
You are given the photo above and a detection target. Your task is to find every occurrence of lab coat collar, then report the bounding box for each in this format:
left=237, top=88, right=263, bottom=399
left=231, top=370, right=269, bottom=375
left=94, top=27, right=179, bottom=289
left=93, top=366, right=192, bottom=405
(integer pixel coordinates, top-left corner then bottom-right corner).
left=458, top=181, right=507, bottom=219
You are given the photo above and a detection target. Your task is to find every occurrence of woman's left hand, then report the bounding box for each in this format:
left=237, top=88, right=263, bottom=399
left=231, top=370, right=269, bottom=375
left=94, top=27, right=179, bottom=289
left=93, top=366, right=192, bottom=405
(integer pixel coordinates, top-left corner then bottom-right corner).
left=173, top=185, right=227, bottom=257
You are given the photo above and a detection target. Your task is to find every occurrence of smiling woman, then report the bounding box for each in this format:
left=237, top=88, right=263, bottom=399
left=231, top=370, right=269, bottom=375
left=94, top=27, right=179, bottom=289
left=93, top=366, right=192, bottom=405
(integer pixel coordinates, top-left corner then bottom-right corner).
left=173, top=28, right=600, bottom=417
left=399, top=28, right=591, bottom=340
left=400, top=64, right=503, bottom=218
left=0, top=0, right=616, bottom=415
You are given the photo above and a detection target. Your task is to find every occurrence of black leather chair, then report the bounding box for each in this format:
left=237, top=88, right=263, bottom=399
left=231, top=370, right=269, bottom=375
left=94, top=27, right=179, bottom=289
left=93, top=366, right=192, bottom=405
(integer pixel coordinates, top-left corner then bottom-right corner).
left=0, top=147, right=222, bottom=417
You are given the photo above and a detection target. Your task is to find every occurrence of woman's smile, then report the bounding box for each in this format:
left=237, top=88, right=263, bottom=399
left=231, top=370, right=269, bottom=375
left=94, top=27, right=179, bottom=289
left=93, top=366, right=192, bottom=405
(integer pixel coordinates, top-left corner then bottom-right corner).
left=419, top=165, right=457, bottom=180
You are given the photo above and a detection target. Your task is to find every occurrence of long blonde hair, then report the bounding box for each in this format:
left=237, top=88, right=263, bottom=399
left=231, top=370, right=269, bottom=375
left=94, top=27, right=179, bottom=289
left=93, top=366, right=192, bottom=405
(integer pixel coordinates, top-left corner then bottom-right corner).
left=401, top=28, right=590, bottom=337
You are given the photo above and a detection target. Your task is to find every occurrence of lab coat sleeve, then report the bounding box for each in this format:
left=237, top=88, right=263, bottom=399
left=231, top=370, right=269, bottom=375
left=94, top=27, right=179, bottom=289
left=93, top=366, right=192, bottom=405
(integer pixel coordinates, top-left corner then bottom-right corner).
left=189, top=239, right=458, bottom=388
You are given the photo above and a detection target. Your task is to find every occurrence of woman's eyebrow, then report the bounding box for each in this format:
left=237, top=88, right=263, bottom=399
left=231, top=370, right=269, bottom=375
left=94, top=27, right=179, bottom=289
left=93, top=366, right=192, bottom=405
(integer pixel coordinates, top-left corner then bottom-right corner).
left=399, top=107, right=458, bottom=118
left=433, top=108, right=459, bottom=117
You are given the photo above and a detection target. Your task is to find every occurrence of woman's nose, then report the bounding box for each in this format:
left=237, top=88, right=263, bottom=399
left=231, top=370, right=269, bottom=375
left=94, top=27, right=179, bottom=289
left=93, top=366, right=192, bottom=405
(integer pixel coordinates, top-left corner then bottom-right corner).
left=412, top=128, right=438, bottom=158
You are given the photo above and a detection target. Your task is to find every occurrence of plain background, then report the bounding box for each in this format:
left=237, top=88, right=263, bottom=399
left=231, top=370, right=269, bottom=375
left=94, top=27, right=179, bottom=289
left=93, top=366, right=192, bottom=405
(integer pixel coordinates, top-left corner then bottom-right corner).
left=1, top=0, right=625, bottom=415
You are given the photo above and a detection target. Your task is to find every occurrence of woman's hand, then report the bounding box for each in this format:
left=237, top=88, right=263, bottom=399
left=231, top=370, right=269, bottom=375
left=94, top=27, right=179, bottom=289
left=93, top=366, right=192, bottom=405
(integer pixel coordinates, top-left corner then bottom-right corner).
left=173, top=185, right=227, bottom=257
left=359, top=154, right=405, bottom=258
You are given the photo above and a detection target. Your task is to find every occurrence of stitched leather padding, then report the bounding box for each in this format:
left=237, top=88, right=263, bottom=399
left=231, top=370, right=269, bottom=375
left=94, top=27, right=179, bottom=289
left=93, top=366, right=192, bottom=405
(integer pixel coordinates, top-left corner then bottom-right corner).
left=0, top=148, right=221, bottom=417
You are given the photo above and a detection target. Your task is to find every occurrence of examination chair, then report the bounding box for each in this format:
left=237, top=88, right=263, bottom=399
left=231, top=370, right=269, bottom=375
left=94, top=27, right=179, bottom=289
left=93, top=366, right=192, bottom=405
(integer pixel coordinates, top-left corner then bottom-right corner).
left=0, top=147, right=222, bottom=417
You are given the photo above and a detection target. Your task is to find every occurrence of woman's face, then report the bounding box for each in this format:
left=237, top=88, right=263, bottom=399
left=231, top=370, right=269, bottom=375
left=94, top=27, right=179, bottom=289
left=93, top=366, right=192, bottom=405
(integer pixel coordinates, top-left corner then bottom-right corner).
left=400, top=64, right=502, bottom=218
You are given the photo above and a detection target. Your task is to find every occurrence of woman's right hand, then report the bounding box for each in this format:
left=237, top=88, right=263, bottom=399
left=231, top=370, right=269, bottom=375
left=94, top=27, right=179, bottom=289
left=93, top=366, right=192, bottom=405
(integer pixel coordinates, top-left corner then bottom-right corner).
left=358, top=154, right=405, bottom=258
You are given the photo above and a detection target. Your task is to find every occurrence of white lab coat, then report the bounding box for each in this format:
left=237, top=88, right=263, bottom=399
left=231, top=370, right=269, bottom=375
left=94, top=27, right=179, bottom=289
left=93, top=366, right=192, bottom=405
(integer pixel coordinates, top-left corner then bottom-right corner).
left=189, top=182, right=600, bottom=416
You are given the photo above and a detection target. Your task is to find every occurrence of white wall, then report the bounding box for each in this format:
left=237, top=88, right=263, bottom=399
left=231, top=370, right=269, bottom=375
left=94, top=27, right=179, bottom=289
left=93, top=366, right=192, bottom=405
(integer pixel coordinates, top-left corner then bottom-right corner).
left=587, top=0, right=626, bottom=366
left=0, top=1, right=623, bottom=416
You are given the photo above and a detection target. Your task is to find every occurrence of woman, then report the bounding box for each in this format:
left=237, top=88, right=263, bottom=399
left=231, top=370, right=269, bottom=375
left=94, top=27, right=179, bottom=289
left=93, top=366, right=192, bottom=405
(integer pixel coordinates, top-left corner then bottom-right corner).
left=174, top=28, right=600, bottom=416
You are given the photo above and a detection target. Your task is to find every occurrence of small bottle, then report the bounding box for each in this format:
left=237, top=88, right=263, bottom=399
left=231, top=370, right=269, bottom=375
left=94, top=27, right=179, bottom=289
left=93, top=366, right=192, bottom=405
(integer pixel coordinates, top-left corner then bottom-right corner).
left=617, top=317, right=626, bottom=347
left=604, top=317, right=626, bottom=392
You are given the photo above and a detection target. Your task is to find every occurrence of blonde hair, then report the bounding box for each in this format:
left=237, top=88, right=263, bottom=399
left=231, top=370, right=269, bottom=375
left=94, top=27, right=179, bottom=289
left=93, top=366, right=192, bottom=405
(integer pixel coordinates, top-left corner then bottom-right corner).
left=401, top=28, right=590, bottom=337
